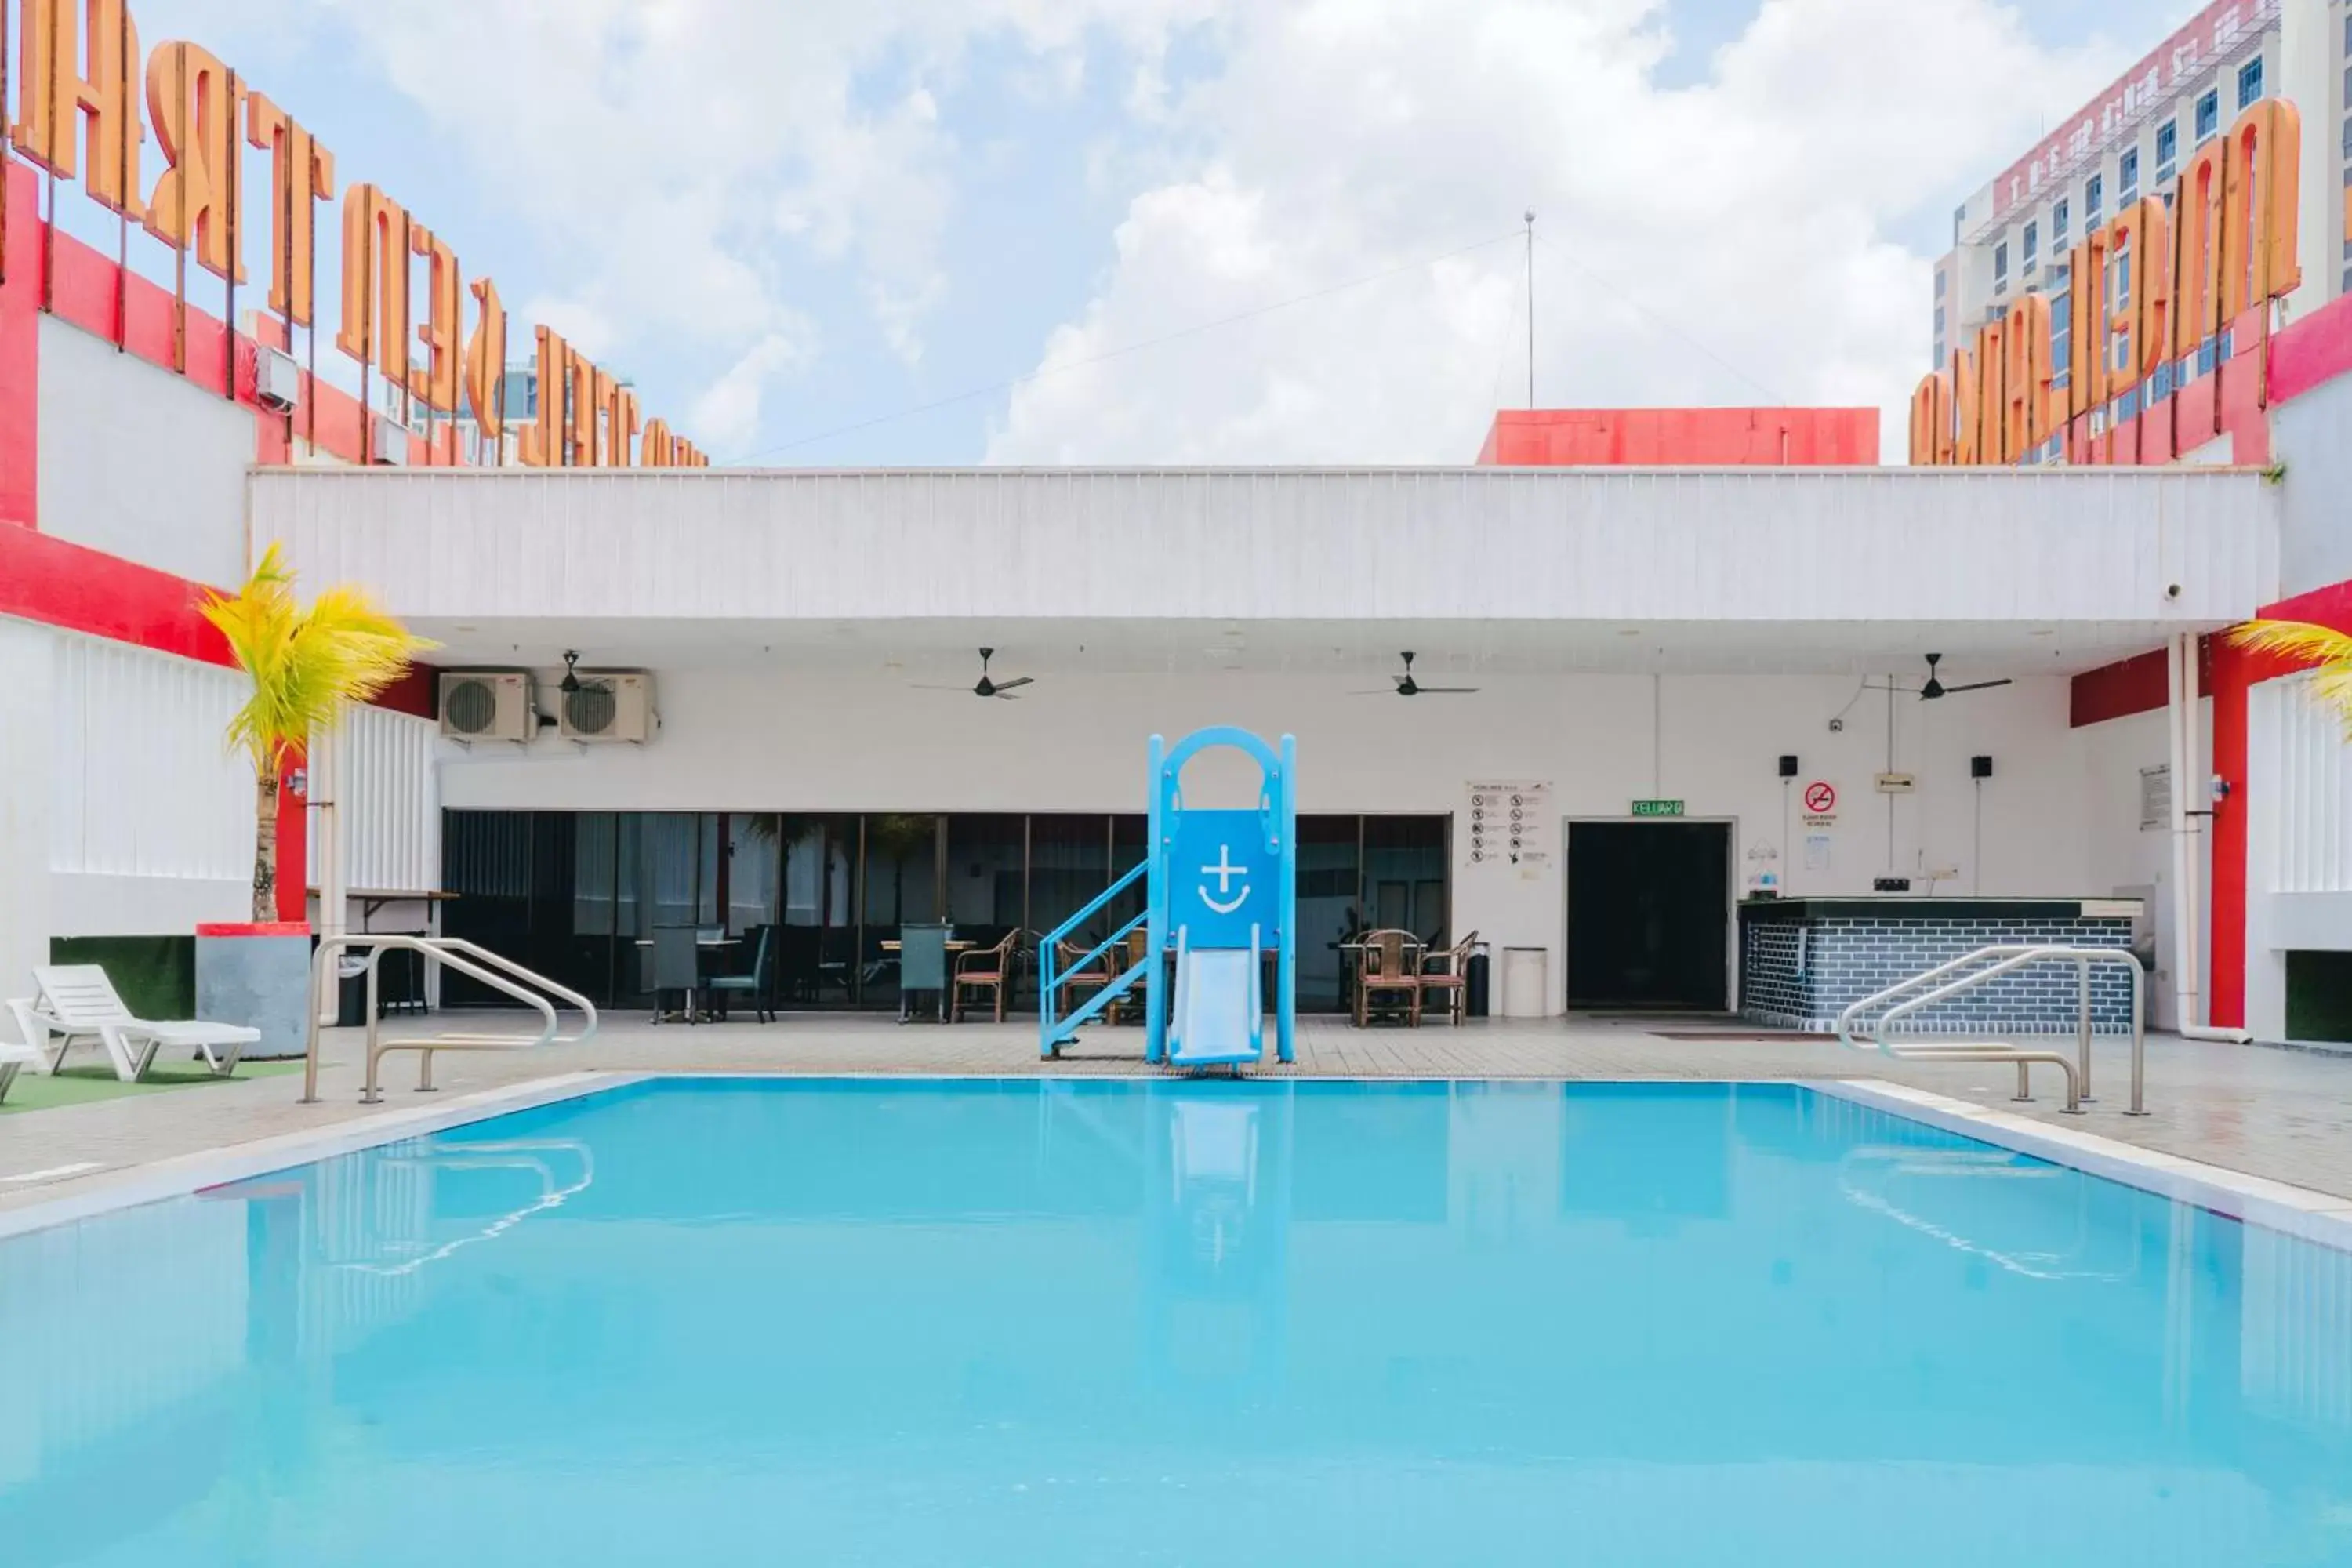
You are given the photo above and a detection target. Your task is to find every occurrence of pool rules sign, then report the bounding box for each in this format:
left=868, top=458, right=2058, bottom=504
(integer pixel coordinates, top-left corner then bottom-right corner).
left=1466, top=782, right=1551, bottom=873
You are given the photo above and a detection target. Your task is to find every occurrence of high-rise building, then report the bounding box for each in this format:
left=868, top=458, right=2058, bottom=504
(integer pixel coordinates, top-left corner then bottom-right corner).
left=1930, top=0, right=2347, bottom=377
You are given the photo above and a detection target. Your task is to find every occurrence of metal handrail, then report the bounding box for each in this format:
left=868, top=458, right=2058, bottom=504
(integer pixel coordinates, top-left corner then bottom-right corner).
left=1038, top=859, right=1149, bottom=1051
left=303, top=935, right=599, bottom=1105
left=1835, top=944, right=2147, bottom=1117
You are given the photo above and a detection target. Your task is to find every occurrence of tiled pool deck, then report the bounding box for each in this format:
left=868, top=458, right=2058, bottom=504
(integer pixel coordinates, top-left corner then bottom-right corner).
left=5, top=1012, right=2352, bottom=1219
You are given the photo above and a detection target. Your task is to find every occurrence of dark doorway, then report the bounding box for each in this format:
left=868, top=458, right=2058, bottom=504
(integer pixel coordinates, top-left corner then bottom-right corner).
left=1566, top=822, right=1731, bottom=1011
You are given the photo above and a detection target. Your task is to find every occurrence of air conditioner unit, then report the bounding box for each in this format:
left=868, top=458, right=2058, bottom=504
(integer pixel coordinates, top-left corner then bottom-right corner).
left=560, top=671, right=654, bottom=744
left=438, top=671, right=532, bottom=743
left=256, top=347, right=301, bottom=412
left=369, top=413, right=408, bottom=465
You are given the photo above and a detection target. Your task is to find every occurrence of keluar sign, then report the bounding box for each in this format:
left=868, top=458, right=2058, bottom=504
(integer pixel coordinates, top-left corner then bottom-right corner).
left=1911, top=97, right=2303, bottom=467
left=1, top=0, right=707, bottom=467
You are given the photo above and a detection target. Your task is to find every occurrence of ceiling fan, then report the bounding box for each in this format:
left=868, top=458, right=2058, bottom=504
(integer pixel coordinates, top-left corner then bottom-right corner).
left=916, top=647, right=1034, bottom=699
left=1354, top=651, right=1479, bottom=698
left=1915, top=652, right=2011, bottom=701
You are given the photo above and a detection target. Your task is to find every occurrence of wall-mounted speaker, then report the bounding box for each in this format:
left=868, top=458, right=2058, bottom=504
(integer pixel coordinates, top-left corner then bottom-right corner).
left=1971, top=755, right=1994, bottom=779
left=1778, top=755, right=1800, bottom=778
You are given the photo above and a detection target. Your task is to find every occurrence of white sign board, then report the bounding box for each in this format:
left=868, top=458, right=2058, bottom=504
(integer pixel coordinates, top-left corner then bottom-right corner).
left=1466, top=782, right=1552, bottom=870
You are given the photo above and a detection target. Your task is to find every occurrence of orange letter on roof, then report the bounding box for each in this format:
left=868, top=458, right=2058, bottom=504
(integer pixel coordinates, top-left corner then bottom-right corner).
left=12, top=0, right=144, bottom=216
left=2222, top=99, right=2301, bottom=318
left=143, top=40, right=245, bottom=281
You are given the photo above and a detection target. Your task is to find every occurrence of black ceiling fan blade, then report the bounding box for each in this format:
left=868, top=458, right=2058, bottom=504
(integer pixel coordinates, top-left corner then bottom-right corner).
left=911, top=682, right=975, bottom=691
left=992, top=675, right=1035, bottom=692
left=1414, top=686, right=1481, bottom=694
left=1943, top=678, right=2014, bottom=695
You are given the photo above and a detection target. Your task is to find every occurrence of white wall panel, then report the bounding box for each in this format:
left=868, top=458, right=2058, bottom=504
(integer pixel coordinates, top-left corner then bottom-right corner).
left=311, top=703, right=441, bottom=895
left=37, top=315, right=253, bottom=587
left=46, top=632, right=252, bottom=935
left=252, top=466, right=2279, bottom=630
left=2245, top=672, right=2352, bottom=1040
left=438, top=666, right=2103, bottom=1014
left=0, top=618, right=56, bottom=999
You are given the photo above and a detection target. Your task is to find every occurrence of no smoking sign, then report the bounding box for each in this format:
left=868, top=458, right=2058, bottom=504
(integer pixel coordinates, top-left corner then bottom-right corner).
left=1802, top=781, right=1837, bottom=815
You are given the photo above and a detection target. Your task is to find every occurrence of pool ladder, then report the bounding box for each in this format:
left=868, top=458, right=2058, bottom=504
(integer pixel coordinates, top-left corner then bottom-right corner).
left=1835, top=946, right=2147, bottom=1117
left=302, top=935, right=599, bottom=1105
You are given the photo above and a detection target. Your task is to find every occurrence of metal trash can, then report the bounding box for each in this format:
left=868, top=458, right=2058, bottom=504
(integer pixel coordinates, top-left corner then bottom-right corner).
left=1465, top=945, right=1492, bottom=1018
left=1501, top=946, right=1549, bottom=1019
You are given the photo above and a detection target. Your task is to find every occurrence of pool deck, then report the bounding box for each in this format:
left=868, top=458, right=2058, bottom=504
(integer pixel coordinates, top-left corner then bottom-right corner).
left=5, top=1011, right=2352, bottom=1219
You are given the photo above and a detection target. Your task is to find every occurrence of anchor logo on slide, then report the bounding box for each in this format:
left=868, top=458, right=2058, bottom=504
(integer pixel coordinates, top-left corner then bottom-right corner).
left=1199, top=844, right=1251, bottom=914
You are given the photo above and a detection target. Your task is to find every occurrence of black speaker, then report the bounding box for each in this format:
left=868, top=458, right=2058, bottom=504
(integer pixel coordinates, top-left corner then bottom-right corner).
left=1971, top=755, right=1994, bottom=779
left=1778, top=755, right=1800, bottom=778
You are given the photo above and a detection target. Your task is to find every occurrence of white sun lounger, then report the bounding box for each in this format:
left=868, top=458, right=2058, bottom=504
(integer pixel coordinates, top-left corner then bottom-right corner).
left=0, top=1024, right=37, bottom=1105
left=9, top=965, right=259, bottom=1084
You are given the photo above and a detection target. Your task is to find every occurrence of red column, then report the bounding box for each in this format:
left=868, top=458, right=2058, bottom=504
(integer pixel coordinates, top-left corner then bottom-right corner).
left=0, top=160, right=40, bottom=529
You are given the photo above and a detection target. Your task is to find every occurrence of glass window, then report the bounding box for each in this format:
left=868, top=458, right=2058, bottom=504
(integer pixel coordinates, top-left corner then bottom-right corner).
left=1934, top=269, right=1947, bottom=299
left=2196, top=89, right=2220, bottom=143
left=2237, top=57, right=2262, bottom=109
left=2022, top=221, right=2038, bottom=269
left=2053, top=198, right=2070, bottom=245
left=1933, top=305, right=1945, bottom=335
left=1028, top=815, right=1112, bottom=952
left=1994, top=241, right=2009, bottom=281
left=2051, top=292, right=2071, bottom=375
left=2118, top=148, right=2139, bottom=202
left=1363, top=818, right=1450, bottom=948
left=2085, top=173, right=2103, bottom=224
left=2156, top=120, right=2177, bottom=171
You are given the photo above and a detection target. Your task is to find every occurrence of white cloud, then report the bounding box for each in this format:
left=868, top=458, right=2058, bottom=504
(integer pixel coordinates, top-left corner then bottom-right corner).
left=690, top=328, right=822, bottom=452
left=988, top=0, right=2129, bottom=464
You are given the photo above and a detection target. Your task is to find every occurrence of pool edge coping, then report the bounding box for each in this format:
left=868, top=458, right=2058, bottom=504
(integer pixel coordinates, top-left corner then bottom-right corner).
left=3, top=1070, right=2349, bottom=1254
left=0, top=1071, right=644, bottom=1244
left=1811, top=1079, right=2352, bottom=1251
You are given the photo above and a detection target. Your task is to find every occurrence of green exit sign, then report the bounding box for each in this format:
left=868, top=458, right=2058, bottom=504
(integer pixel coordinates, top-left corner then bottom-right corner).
left=1631, top=799, right=1686, bottom=818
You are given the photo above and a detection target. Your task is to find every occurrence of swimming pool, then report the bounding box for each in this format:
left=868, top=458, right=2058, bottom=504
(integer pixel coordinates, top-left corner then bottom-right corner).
left=4, top=1078, right=2350, bottom=1566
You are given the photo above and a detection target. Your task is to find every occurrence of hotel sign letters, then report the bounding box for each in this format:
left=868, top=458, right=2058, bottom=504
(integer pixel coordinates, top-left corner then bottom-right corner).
left=1911, top=97, right=2303, bottom=466
left=1, top=0, right=706, bottom=466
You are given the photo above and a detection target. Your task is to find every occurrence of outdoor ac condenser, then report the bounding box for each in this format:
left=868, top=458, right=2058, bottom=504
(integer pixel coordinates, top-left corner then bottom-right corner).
left=559, top=671, right=654, bottom=744
left=437, top=672, right=533, bottom=743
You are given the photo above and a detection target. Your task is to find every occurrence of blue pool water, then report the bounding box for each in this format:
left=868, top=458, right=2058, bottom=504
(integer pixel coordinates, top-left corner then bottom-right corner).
left=4, top=1079, right=2351, bottom=1566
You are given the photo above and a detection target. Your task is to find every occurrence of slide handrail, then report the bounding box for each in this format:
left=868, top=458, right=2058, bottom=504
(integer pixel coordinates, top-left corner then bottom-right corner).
left=1039, top=859, right=1149, bottom=1054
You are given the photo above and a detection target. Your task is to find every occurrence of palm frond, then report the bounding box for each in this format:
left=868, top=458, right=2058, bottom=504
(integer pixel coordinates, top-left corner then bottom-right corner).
left=201, top=546, right=437, bottom=775
left=2231, top=619, right=2352, bottom=739
left=2227, top=619, right=2352, bottom=666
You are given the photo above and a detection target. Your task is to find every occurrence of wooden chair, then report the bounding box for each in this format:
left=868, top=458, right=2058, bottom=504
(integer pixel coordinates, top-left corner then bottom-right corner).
left=1056, top=938, right=1114, bottom=1018
left=1108, top=926, right=1152, bottom=1024
left=952, top=930, right=1020, bottom=1023
left=1417, top=930, right=1479, bottom=1026
left=1353, top=929, right=1425, bottom=1027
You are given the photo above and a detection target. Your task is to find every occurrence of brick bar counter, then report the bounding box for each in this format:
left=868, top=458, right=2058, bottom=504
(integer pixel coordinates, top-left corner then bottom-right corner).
left=1739, top=897, right=2143, bottom=1035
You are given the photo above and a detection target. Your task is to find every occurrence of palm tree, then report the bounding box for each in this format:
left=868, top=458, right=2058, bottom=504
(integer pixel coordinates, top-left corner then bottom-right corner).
left=202, top=545, right=434, bottom=922
left=2230, top=620, right=2352, bottom=737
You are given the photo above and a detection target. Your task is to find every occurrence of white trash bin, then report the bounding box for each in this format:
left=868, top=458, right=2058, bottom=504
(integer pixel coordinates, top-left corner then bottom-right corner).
left=1501, top=946, right=1549, bottom=1019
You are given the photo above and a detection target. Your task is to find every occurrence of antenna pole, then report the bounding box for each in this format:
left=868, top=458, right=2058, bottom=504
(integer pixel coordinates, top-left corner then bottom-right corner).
left=1523, top=209, right=1536, bottom=408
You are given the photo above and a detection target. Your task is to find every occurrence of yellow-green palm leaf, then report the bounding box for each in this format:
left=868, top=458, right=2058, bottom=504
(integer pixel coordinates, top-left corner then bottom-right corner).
left=201, top=544, right=436, bottom=773
left=2230, top=619, right=2352, bottom=737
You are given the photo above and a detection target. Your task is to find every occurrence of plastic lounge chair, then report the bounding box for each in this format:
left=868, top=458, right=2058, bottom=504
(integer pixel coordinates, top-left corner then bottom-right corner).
left=13, top=965, right=258, bottom=1083
left=0, top=1022, right=38, bottom=1105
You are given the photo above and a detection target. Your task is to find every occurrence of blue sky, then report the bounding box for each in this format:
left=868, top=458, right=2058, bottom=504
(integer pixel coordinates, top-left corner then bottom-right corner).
left=35, top=0, right=2172, bottom=465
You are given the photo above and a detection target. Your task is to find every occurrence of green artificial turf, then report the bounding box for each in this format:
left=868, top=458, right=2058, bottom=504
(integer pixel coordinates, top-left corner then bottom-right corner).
left=0, top=1058, right=304, bottom=1115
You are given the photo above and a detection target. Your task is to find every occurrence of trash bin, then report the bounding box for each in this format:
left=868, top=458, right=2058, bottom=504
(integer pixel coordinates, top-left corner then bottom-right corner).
left=1501, top=946, right=1549, bottom=1019
left=1465, top=945, right=1492, bottom=1018
left=333, top=947, right=374, bottom=1028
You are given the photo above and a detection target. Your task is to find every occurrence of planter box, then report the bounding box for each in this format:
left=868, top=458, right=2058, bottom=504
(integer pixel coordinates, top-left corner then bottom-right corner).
left=194, top=923, right=313, bottom=1060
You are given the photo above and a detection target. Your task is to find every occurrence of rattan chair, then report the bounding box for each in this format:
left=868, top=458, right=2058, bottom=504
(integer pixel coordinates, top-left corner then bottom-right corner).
left=1417, top=930, right=1479, bottom=1026
left=952, top=930, right=1021, bottom=1023
left=1354, top=928, right=1425, bottom=1027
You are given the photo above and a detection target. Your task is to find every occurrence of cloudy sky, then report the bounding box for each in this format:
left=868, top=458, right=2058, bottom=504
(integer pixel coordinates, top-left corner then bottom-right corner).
left=95, top=0, right=2176, bottom=465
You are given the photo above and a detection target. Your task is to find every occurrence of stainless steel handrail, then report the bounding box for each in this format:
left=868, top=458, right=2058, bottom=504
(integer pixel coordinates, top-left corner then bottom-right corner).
left=1835, top=944, right=2147, bottom=1116
left=303, top=935, right=600, bottom=1105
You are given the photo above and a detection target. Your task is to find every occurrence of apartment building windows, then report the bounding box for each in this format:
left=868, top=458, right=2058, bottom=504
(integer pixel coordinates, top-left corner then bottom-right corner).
left=2197, top=89, right=2220, bottom=143
left=2085, top=173, right=2103, bottom=227
left=2155, top=121, right=2176, bottom=184
left=2119, top=147, right=2140, bottom=205
left=1994, top=241, right=2009, bottom=295
left=2023, top=221, right=2039, bottom=276
left=2053, top=198, right=2070, bottom=246
left=2237, top=57, right=2263, bottom=109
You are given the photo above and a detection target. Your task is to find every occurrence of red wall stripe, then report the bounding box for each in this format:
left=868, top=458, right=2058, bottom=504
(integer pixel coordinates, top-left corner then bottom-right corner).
left=2269, top=291, right=2352, bottom=408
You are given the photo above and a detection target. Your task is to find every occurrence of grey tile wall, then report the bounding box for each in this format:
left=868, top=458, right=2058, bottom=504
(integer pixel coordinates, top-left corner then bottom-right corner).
left=1740, top=916, right=2140, bottom=1035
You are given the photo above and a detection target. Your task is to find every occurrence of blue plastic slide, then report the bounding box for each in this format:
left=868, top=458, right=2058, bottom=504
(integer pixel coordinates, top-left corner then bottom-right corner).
left=1168, top=936, right=1261, bottom=1070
